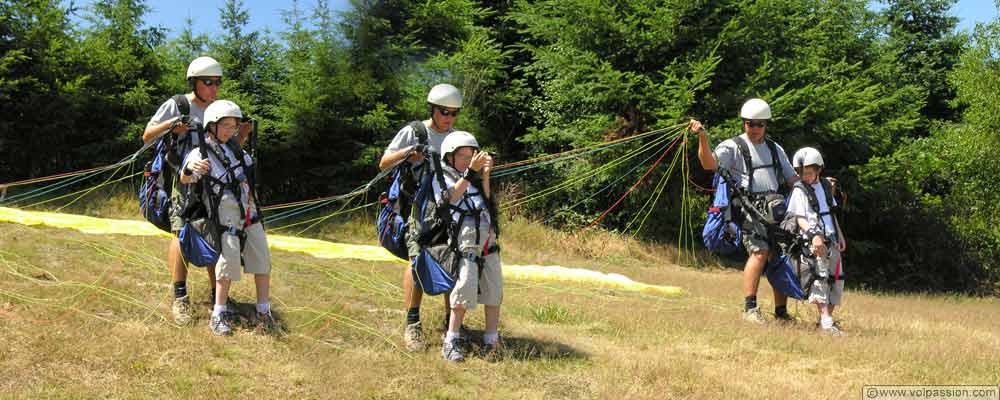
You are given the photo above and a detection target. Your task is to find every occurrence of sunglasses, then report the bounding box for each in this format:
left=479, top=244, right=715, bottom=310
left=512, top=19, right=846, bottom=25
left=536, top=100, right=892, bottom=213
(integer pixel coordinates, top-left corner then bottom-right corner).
left=745, top=120, right=767, bottom=128
left=216, top=123, right=240, bottom=133
left=436, top=107, right=460, bottom=117
left=198, top=78, right=223, bottom=87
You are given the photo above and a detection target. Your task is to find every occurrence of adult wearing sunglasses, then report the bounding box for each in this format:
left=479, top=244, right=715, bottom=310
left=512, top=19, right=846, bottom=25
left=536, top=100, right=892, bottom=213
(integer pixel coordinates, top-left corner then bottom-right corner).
left=379, top=83, right=465, bottom=351
left=142, top=56, right=250, bottom=326
left=691, top=98, right=799, bottom=325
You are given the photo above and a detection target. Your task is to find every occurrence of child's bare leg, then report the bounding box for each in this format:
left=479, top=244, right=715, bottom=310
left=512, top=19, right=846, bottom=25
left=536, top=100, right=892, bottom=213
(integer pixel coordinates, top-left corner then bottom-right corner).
left=817, top=302, right=833, bottom=328
left=448, top=305, right=466, bottom=336
left=254, top=273, right=270, bottom=314
left=215, top=278, right=231, bottom=308
left=484, top=305, right=500, bottom=345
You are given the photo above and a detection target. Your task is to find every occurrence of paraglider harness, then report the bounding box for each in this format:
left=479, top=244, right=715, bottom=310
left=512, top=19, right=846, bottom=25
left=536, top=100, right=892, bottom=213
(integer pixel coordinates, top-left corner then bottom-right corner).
left=703, top=136, right=789, bottom=255
left=178, top=121, right=262, bottom=267
left=377, top=121, right=431, bottom=260
left=785, top=178, right=841, bottom=298
left=139, top=94, right=201, bottom=233
left=716, top=166, right=795, bottom=254
left=410, top=145, right=500, bottom=296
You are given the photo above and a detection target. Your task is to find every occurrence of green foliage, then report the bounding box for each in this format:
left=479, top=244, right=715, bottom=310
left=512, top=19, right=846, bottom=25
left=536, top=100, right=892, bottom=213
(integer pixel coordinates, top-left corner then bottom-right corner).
left=851, top=13, right=1000, bottom=294
left=0, top=0, right=165, bottom=180
left=880, top=0, right=966, bottom=125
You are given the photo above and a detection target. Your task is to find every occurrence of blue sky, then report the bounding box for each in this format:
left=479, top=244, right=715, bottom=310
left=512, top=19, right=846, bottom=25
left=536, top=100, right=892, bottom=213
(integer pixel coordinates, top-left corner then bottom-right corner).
left=951, top=0, right=999, bottom=31
left=76, top=0, right=998, bottom=37
left=132, top=0, right=354, bottom=35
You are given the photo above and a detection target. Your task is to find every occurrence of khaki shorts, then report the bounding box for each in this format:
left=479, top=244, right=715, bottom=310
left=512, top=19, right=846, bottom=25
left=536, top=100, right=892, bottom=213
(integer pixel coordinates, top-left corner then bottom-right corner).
left=215, top=195, right=271, bottom=281
left=806, top=248, right=844, bottom=305
left=450, top=224, right=502, bottom=309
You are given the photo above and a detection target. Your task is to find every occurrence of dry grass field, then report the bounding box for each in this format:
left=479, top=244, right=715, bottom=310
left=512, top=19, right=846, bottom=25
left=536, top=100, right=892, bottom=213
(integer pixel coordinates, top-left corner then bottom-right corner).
left=1, top=206, right=999, bottom=399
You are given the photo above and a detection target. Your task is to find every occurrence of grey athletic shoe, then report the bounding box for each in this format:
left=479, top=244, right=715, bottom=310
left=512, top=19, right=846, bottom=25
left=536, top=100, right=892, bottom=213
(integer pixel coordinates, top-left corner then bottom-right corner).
left=820, top=324, right=847, bottom=337
left=404, top=321, right=426, bottom=352
left=172, top=295, right=193, bottom=326
left=254, top=311, right=279, bottom=335
left=742, top=307, right=767, bottom=324
left=479, top=338, right=503, bottom=362
left=210, top=313, right=233, bottom=336
left=442, top=338, right=466, bottom=362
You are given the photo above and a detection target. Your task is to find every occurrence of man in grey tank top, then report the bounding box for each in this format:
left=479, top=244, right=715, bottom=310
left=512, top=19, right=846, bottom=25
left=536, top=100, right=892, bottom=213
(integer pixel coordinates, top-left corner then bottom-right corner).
left=691, top=98, right=799, bottom=324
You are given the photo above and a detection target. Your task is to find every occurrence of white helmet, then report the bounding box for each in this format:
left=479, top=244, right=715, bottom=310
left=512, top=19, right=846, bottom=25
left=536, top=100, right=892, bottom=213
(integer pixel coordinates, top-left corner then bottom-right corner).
left=441, top=131, right=479, bottom=158
left=740, top=98, right=772, bottom=120
left=187, top=56, right=223, bottom=78
left=793, top=147, right=824, bottom=169
left=203, top=100, right=243, bottom=130
left=427, top=83, right=463, bottom=108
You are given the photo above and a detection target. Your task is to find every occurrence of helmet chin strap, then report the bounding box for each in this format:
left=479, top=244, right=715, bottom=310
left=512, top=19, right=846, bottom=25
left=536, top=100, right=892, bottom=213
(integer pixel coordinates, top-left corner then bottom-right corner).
left=190, top=79, right=211, bottom=104
left=429, top=115, right=445, bottom=132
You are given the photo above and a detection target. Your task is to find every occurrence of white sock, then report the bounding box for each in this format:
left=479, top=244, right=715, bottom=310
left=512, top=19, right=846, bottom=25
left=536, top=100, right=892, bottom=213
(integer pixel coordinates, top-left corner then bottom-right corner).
left=483, top=332, right=499, bottom=345
left=820, top=315, right=834, bottom=329
left=445, top=331, right=459, bottom=343
left=256, top=302, right=270, bottom=314
left=212, top=304, right=227, bottom=317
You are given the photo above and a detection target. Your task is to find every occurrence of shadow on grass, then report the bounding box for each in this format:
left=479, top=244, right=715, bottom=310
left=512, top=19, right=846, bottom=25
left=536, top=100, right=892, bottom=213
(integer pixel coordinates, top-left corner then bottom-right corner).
left=201, top=297, right=291, bottom=336
left=462, top=328, right=588, bottom=361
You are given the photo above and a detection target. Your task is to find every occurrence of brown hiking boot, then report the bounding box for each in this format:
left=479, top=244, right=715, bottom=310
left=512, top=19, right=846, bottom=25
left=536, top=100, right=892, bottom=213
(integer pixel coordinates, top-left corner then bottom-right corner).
left=404, top=321, right=426, bottom=352
left=172, top=295, right=193, bottom=325
left=741, top=307, right=766, bottom=324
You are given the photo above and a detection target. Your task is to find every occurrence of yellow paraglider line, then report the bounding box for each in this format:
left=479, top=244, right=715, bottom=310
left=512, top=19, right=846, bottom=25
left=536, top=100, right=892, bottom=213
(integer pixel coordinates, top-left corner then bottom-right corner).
left=0, top=207, right=682, bottom=297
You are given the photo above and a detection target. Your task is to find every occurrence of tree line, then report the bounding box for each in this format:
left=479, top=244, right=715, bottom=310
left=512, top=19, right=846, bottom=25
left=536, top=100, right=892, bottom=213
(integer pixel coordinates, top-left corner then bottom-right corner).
left=2, top=0, right=998, bottom=294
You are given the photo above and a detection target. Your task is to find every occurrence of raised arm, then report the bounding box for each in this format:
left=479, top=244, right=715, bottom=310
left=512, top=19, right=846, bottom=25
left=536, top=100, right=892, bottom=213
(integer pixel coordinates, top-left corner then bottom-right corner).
left=379, top=146, right=424, bottom=171
left=142, top=117, right=186, bottom=145
left=690, top=120, right=718, bottom=171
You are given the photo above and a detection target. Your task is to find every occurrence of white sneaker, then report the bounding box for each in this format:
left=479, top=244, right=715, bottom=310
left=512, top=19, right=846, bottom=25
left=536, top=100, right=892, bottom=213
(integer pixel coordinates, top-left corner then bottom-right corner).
left=442, top=338, right=466, bottom=362
left=820, top=325, right=847, bottom=337
left=210, top=313, right=233, bottom=336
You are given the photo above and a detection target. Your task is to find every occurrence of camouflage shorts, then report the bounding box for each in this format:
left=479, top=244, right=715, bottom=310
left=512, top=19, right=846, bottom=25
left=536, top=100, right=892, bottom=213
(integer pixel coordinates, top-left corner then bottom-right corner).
left=741, top=218, right=769, bottom=254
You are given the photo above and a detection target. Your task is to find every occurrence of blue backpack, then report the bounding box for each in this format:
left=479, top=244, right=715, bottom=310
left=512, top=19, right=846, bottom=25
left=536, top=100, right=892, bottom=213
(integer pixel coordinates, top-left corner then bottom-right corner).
left=139, top=94, right=198, bottom=233
left=409, top=164, right=458, bottom=295
left=376, top=121, right=430, bottom=260
left=764, top=254, right=806, bottom=300
left=409, top=152, right=462, bottom=295
left=139, top=140, right=173, bottom=232
left=702, top=173, right=743, bottom=257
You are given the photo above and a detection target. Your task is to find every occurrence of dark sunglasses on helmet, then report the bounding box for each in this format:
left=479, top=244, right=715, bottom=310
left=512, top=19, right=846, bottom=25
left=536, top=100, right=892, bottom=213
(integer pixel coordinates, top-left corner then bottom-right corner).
left=198, top=78, right=223, bottom=87
left=436, top=107, right=460, bottom=117
left=745, top=120, right=767, bottom=128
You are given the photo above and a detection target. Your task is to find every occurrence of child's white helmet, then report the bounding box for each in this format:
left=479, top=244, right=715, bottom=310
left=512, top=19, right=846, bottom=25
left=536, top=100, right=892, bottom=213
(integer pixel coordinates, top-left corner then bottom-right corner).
left=187, top=56, right=223, bottom=78
left=740, top=98, right=772, bottom=120
left=441, top=131, right=479, bottom=158
left=793, top=147, right=824, bottom=168
left=203, top=100, right=243, bottom=130
left=427, top=84, right=463, bottom=109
